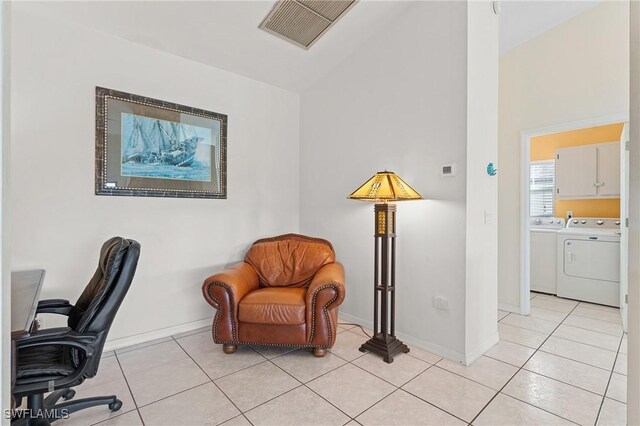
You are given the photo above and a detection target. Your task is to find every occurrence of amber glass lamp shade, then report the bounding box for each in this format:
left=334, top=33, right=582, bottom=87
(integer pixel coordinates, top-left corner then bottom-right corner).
left=347, top=171, right=423, bottom=202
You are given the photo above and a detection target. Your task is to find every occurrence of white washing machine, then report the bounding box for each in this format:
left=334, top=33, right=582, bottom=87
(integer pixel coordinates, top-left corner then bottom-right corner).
left=530, top=217, right=565, bottom=294
left=557, top=218, right=621, bottom=307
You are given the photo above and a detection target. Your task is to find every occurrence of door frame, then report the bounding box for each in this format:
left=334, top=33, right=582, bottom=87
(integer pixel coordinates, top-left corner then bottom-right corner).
left=620, top=123, right=630, bottom=331
left=519, top=113, right=629, bottom=315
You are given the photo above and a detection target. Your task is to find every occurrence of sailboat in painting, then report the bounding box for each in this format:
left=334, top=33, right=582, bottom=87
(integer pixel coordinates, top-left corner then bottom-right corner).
left=123, top=117, right=203, bottom=167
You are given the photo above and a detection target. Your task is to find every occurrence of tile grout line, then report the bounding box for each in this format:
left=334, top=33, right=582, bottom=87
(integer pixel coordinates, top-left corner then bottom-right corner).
left=552, top=322, right=623, bottom=338
left=333, top=336, right=464, bottom=422
left=104, top=298, right=624, bottom=426
left=337, top=360, right=468, bottom=423
left=241, top=383, right=308, bottom=420
left=87, top=408, right=138, bottom=426
left=538, top=331, right=623, bottom=352
left=594, top=332, right=626, bottom=426
left=113, top=351, right=145, bottom=426
left=468, top=299, right=584, bottom=425
left=241, top=338, right=451, bottom=423
left=519, top=366, right=614, bottom=398
left=226, top=344, right=357, bottom=421
left=434, top=353, right=610, bottom=412
left=396, top=374, right=473, bottom=424
left=499, top=320, right=622, bottom=353
left=171, top=336, right=250, bottom=424
left=495, top=394, right=581, bottom=426
left=136, top=382, right=214, bottom=410
left=534, top=347, right=618, bottom=371
left=262, top=351, right=356, bottom=421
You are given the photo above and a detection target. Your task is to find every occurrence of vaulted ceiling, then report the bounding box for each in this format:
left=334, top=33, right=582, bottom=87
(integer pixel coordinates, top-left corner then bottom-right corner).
left=499, top=0, right=602, bottom=54
left=29, top=1, right=604, bottom=92
left=29, top=0, right=413, bottom=92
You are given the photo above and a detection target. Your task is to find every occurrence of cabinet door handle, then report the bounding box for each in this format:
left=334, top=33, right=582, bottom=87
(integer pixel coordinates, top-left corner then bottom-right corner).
left=594, top=182, right=604, bottom=187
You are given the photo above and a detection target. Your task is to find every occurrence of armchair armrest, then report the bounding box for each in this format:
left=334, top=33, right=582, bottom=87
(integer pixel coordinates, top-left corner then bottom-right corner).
left=36, top=299, right=74, bottom=316
left=202, top=262, right=260, bottom=343
left=306, top=263, right=346, bottom=346
left=306, top=263, right=346, bottom=310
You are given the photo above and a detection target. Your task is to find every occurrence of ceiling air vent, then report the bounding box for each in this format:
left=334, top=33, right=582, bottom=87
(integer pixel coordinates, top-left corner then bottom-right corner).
left=260, top=0, right=358, bottom=50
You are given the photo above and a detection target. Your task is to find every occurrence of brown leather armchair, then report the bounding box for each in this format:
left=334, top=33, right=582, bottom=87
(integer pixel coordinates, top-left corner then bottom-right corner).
left=202, top=234, right=345, bottom=357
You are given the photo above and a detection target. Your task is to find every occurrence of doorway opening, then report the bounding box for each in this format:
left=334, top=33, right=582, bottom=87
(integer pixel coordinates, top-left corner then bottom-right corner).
left=520, top=115, right=628, bottom=326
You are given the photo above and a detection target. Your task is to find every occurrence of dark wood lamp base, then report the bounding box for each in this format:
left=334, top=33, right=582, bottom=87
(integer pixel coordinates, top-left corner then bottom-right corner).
left=359, top=333, right=409, bottom=363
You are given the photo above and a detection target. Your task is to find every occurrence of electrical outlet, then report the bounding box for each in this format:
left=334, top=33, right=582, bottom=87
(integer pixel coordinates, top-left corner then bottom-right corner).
left=433, top=296, right=449, bottom=311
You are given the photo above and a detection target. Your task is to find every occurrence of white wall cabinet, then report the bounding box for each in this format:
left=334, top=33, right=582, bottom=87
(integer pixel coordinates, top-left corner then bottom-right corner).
left=556, top=142, right=620, bottom=199
left=597, top=142, right=621, bottom=196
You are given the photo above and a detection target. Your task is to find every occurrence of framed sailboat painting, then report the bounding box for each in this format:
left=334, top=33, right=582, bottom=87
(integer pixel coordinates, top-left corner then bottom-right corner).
left=95, top=87, right=227, bottom=199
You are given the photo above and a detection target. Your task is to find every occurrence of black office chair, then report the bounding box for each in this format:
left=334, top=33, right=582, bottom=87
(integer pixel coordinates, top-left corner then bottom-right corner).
left=13, top=237, right=140, bottom=425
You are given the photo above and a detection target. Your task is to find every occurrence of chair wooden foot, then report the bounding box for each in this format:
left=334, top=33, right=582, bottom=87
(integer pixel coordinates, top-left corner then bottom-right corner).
left=223, top=344, right=237, bottom=354
left=313, top=348, right=327, bottom=357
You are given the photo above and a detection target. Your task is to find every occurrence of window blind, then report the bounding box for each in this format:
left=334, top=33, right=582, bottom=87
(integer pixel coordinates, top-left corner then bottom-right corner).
left=530, top=160, right=555, bottom=217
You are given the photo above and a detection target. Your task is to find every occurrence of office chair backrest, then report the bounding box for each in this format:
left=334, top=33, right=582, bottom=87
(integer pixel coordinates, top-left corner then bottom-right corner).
left=67, top=237, right=140, bottom=371
left=68, top=237, right=139, bottom=333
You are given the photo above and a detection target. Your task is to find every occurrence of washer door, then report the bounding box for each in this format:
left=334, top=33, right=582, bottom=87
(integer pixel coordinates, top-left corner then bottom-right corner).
left=564, top=239, right=620, bottom=282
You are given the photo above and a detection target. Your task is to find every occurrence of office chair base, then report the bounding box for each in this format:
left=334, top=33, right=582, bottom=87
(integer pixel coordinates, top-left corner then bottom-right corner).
left=12, top=391, right=122, bottom=425
left=223, top=344, right=237, bottom=354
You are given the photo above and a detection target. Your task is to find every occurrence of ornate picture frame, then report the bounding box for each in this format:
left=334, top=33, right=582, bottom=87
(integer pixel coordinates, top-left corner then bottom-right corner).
left=95, top=87, right=227, bottom=199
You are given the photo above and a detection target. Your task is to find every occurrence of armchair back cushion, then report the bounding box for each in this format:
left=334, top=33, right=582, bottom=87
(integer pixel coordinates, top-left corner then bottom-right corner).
left=245, top=234, right=335, bottom=288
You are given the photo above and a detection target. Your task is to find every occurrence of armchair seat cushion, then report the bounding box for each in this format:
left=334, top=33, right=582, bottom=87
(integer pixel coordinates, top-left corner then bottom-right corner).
left=16, top=345, right=74, bottom=383
left=239, top=288, right=306, bottom=325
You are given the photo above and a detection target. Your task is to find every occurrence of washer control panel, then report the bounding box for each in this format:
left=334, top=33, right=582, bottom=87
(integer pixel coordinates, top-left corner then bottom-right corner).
left=530, top=217, right=565, bottom=229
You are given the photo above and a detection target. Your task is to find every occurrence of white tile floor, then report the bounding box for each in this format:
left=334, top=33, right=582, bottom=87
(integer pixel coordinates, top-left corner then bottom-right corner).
left=52, top=293, right=626, bottom=426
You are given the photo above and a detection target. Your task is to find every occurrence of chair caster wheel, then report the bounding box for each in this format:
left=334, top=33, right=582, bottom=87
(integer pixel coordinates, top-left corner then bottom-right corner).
left=62, top=389, right=76, bottom=400
left=109, top=400, right=122, bottom=412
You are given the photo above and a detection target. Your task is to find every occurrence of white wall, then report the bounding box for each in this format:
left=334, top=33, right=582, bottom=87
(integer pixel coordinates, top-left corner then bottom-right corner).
left=498, top=2, right=630, bottom=310
left=300, top=1, right=497, bottom=363
left=10, top=5, right=300, bottom=346
left=465, top=1, right=499, bottom=361
left=628, top=1, right=639, bottom=422
left=1, top=0, right=10, bottom=418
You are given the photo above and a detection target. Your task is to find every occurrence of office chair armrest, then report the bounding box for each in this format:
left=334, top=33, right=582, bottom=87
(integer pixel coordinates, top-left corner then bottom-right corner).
left=306, top=263, right=346, bottom=310
left=15, top=327, right=97, bottom=358
left=36, top=299, right=74, bottom=316
left=13, top=329, right=99, bottom=397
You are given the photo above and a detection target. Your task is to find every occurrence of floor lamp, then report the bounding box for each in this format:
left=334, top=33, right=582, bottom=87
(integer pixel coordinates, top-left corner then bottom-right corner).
left=348, top=171, right=423, bottom=363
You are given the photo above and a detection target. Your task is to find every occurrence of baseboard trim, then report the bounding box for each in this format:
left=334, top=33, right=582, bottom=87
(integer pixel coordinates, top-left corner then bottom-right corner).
left=104, top=317, right=213, bottom=352
left=464, top=331, right=500, bottom=365
left=338, top=312, right=467, bottom=364
left=498, top=302, right=522, bottom=314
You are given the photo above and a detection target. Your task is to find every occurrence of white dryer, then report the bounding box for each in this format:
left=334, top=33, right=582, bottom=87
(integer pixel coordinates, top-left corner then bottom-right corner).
left=557, top=218, right=621, bottom=307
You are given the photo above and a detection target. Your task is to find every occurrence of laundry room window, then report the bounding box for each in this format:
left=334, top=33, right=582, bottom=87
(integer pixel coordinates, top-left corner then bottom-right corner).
left=530, top=160, right=555, bottom=217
